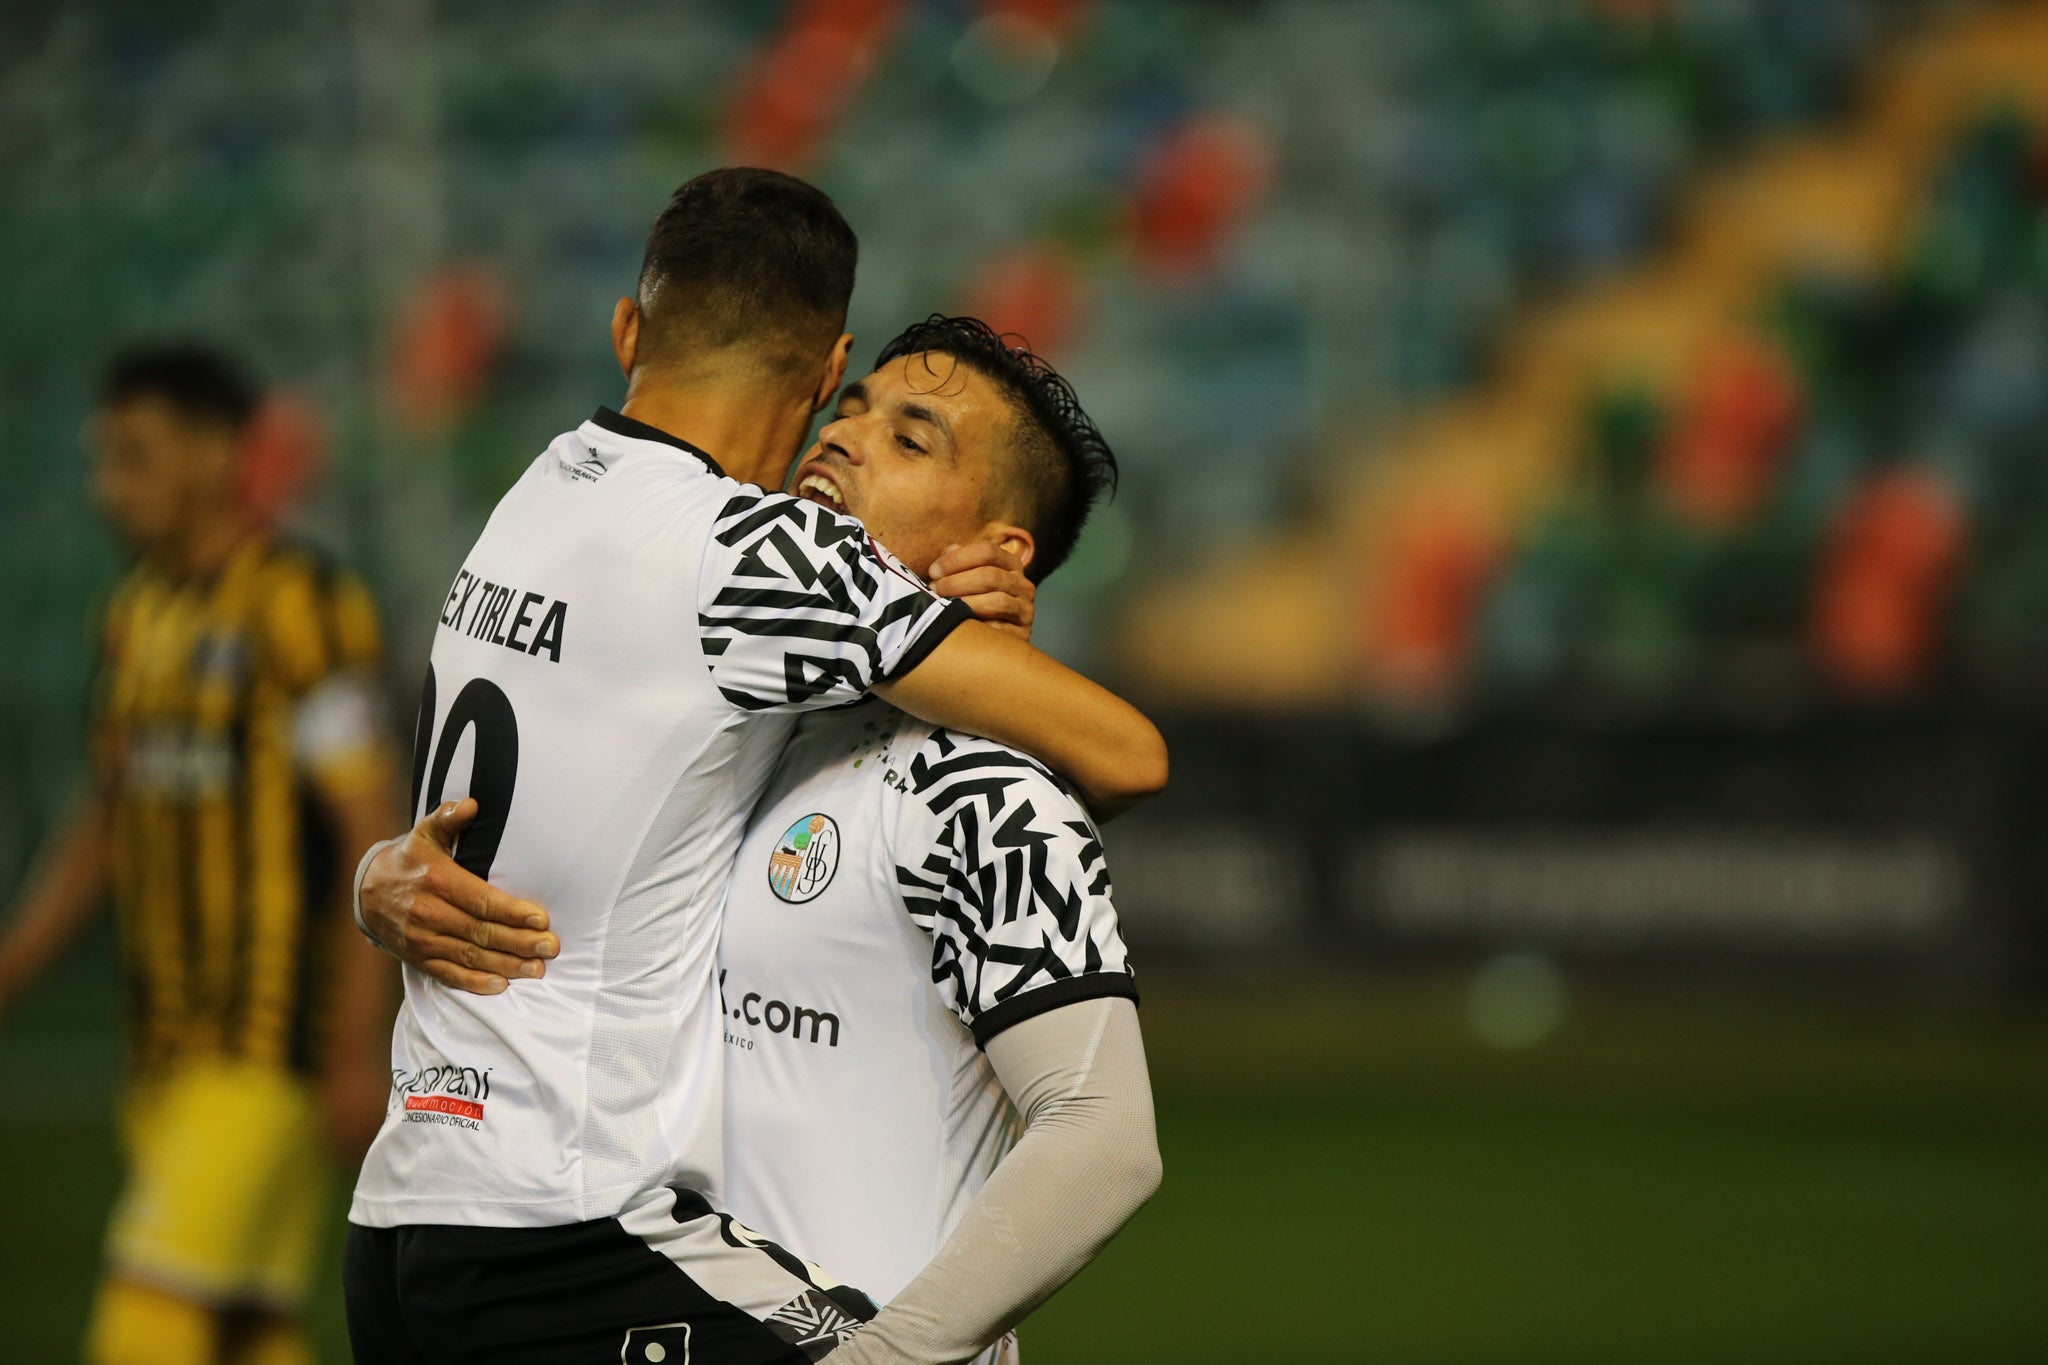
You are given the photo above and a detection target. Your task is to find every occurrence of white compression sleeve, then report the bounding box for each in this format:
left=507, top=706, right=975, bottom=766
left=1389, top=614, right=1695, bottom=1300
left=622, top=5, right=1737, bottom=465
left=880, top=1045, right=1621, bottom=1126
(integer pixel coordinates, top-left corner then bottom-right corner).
left=820, top=996, right=1161, bottom=1365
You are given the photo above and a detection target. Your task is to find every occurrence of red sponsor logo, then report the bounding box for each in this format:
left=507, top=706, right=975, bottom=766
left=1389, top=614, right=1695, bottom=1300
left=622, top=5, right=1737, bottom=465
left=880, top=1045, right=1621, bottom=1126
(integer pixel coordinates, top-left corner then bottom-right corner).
left=405, top=1094, right=485, bottom=1121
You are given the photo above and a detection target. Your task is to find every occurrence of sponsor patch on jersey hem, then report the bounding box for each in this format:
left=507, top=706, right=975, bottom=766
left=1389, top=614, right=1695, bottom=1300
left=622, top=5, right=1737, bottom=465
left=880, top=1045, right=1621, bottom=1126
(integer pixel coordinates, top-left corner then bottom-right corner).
left=404, top=1094, right=484, bottom=1121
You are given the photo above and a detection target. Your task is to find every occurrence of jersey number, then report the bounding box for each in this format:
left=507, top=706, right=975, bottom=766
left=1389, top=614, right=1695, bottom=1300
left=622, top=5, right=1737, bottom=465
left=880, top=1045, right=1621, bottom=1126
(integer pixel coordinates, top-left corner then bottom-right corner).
left=409, top=664, right=519, bottom=878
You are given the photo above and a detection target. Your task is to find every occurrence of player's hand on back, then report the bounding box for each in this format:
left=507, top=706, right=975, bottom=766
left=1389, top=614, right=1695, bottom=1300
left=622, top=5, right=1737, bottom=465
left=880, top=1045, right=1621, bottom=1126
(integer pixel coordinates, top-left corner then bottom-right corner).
left=927, top=541, right=1034, bottom=642
left=356, top=798, right=559, bottom=995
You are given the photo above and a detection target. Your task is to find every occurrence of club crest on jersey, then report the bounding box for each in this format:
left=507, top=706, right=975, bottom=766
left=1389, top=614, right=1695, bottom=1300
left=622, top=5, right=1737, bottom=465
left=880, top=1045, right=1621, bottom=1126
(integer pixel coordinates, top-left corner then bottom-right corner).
left=768, top=813, right=840, bottom=903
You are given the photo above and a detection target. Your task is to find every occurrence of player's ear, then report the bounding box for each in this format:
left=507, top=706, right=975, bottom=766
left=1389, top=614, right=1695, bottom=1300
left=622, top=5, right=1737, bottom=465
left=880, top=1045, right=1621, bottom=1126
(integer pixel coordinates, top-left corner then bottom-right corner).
left=981, top=521, right=1035, bottom=576
left=812, top=333, right=854, bottom=414
left=611, top=297, right=640, bottom=379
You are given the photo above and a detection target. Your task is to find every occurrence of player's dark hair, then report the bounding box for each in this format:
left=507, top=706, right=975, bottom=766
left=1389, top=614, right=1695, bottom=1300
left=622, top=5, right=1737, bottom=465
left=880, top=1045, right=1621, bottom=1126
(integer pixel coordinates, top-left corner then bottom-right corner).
left=636, top=167, right=858, bottom=378
left=100, top=342, right=260, bottom=431
left=874, top=316, right=1117, bottom=583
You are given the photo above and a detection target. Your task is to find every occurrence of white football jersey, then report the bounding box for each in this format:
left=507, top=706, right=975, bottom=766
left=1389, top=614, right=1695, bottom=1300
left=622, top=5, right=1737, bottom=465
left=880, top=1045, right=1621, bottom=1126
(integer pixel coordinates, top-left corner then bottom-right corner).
left=717, top=699, right=1137, bottom=1357
left=350, top=409, right=968, bottom=1229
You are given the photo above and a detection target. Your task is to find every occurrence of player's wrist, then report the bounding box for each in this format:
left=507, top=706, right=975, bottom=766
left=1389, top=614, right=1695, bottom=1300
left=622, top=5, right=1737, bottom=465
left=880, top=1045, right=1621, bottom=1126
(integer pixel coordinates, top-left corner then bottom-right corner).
left=352, top=836, right=404, bottom=949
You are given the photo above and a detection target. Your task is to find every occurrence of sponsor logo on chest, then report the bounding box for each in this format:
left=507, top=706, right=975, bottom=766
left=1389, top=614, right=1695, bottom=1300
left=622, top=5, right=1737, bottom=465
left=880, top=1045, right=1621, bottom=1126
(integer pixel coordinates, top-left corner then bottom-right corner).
left=719, top=970, right=842, bottom=1050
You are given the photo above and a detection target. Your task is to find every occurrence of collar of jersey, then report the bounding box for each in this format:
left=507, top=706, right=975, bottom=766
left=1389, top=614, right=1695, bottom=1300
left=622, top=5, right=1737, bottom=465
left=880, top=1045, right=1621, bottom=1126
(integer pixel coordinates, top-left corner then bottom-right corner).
left=588, top=407, right=725, bottom=477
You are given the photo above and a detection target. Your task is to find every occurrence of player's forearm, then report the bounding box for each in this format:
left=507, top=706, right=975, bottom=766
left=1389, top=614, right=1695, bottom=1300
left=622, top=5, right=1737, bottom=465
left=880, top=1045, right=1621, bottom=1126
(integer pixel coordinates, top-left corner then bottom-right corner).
left=0, top=799, right=111, bottom=1010
left=875, top=622, right=1168, bottom=817
left=820, top=998, right=1161, bottom=1365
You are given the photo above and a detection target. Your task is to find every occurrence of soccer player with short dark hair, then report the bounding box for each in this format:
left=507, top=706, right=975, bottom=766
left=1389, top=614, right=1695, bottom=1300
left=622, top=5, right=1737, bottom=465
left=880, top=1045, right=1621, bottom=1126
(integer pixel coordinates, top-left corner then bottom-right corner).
left=342, top=170, right=1165, bottom=1362
left=0, top=343, right=402, bottom=1365
left=363, top=316, right=1160, bottom=1365
left=727, top=318, right=1156, bottom=1365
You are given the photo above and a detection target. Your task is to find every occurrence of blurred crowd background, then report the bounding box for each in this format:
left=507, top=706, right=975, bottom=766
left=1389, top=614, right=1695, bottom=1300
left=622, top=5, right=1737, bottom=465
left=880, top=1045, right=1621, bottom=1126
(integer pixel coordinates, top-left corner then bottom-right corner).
left=4, top=1, right=2047, bottom=1360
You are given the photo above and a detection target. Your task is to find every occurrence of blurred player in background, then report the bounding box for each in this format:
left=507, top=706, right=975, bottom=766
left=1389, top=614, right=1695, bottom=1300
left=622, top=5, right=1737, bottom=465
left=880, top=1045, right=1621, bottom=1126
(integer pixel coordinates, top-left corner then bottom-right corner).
left=361, top=316, right=1161, bottom=1365
left=0, top=344, right=400, bottom=1365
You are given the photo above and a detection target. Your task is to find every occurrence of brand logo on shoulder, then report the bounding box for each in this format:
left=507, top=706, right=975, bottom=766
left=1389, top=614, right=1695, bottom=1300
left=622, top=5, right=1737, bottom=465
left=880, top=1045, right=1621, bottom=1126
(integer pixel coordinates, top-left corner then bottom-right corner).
left=566, top=444, right=610, bottom=482
left=768, top=812, right=840, bottom=903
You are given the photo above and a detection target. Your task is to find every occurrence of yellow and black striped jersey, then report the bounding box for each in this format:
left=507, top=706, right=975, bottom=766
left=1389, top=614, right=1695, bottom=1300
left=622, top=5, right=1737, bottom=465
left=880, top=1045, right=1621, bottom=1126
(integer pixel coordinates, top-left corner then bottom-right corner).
left=94, top=534, right=385, bottom=1079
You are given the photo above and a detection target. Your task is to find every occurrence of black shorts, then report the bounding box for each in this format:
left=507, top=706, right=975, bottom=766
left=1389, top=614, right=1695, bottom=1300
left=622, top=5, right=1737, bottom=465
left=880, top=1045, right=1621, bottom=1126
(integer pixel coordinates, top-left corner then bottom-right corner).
left=344, top=1185, right=876, bottom=1365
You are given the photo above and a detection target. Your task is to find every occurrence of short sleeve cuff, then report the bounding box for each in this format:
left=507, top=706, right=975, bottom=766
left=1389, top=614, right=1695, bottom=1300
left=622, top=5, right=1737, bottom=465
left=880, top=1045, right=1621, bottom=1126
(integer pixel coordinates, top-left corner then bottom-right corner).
left=884, top=598, right=975, bottom=682
left=970, top=972, right=1140, bottom=1048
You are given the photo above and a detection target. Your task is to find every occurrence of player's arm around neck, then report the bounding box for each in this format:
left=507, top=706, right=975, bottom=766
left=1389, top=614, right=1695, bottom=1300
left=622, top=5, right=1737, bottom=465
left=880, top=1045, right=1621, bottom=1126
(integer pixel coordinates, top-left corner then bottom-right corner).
left=873, top=621, right=1167, bottom=818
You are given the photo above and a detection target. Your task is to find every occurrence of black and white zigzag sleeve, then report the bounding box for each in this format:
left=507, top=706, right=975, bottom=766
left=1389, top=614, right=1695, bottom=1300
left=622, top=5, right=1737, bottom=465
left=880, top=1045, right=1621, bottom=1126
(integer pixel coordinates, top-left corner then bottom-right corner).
left=894, top=730, right=1138, bottom=1046
left=698, top=490, right=972, bottom=712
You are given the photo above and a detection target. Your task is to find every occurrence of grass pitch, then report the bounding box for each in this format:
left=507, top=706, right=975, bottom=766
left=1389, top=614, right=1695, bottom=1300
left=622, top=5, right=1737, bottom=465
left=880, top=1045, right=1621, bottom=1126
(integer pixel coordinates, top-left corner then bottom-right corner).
left=3, top=962, right=2044, bottom=1362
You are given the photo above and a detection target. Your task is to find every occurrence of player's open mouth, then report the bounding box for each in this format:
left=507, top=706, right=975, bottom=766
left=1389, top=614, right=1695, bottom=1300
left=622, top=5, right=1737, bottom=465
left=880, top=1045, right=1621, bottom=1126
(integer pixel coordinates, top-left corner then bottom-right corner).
left=795, top=471, right=846, bottom=511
